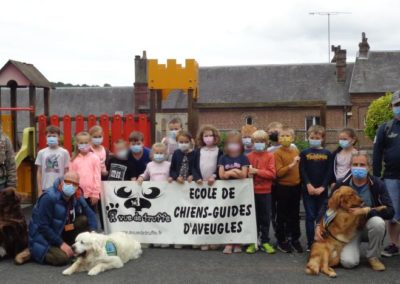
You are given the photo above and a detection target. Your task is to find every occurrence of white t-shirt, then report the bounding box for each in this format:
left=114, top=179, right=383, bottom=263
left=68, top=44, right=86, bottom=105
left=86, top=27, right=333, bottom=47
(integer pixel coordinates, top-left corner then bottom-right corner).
left=35, top=146, right=70, bottom=189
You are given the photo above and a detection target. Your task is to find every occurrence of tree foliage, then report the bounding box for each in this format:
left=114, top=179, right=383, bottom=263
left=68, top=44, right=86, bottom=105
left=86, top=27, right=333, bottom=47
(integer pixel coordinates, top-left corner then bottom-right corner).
left=364, top=92, right=394, bottom=140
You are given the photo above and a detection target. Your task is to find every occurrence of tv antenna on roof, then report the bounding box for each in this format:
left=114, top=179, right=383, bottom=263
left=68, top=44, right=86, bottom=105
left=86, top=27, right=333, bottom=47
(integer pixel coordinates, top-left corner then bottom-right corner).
left=309, top=11, right=352, bottom=63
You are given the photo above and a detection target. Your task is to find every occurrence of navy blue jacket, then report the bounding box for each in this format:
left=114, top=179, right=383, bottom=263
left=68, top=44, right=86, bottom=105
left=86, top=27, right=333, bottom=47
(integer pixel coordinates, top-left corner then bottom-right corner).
left=169, top=149, right=195, bottom=180
left=300, top=147, right=333, bottom=194
left=317, top=173, right=394, bottom=222
left=192, top=148, right=224, bottom=181
left=373, top=119, right=400, bottom=179
left=127, top=147, right=151, bottom=178
left=28, top=179, right=97, bottom=263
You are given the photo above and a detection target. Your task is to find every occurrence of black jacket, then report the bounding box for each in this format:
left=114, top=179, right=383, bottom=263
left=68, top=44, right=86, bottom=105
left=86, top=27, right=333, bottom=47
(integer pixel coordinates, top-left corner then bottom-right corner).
left=317, top=173, right=394, bottom=222
left=169, top=150, right=195, bottom=180
left=192, top=148, right=223, bottom=181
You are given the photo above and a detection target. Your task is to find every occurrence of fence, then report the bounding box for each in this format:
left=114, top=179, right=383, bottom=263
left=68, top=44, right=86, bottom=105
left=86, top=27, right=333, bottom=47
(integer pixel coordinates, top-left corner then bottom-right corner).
left=37, top=114, right=151, bottom=154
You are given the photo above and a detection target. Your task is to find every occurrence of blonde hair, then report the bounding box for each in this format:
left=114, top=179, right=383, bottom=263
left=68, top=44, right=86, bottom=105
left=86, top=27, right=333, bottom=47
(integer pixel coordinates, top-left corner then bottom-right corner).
left=72, top=131, right=91, bottom=161
left=196, top=125, right=220, bottom=147
left=150, top=142, right=167, bottom=159
left=241, top=125, right=257, bottom=137
left=252, top=130, right=268, bottom=141
left=89, top=125, right=103, bottom=136
left=279, top=126, right=295, bottom=138
left=308, top=125, right=326, bottom=137
left=267, top=121, right=283, bottom=131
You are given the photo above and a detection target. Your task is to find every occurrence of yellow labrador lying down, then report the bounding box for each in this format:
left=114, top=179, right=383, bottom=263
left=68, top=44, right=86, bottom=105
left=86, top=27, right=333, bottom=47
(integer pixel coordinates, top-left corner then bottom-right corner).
left=63, top=231, right=142, bottom=276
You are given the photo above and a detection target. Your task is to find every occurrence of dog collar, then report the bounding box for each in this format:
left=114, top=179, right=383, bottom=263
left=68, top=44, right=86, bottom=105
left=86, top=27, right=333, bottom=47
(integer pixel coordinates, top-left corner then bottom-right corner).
left=105, top=241, right=117, bottom=256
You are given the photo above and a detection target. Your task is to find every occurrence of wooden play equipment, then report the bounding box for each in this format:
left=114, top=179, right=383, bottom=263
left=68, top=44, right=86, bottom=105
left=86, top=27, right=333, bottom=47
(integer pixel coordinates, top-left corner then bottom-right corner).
left=0, top=60, right=152, bottom=203
left=0, top=60, right=51, bottom=203
left=147, top=59, right=199, bottom=142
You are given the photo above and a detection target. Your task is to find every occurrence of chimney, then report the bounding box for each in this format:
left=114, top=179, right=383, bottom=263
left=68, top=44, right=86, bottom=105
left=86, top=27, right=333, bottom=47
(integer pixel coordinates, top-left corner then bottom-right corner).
left=134, top=50, right=149, bottom=113
left=358, top=32, right=370, bottom=59
left=331, top=45, right=347, bottom=82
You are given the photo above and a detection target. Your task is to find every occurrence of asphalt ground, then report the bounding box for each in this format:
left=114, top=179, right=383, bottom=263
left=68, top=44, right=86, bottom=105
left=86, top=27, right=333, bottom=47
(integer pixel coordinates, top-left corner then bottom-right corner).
left=1, top=207, right=398, bottom=284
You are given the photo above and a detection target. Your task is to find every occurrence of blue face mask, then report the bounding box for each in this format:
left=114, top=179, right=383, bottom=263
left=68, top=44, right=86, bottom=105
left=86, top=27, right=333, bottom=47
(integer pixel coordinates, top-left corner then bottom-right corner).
left=47, top=136, right=58, bottom=147
left=309, top=139, right=322, bottom=148
left=153, top=154, right=165, bottom=163
left=92, top=137, right=103, bottom=146
left=242, top=138, right=252, bottom=147
left=339, top=139, right=351, bottom=149
left=62, top=183, right=76, bottom=197
left=254, top=142, right=266, bottom=152
left=351, top=167, right=368, bottom=180
left=393, top=106, right=400, bottom=118
left=130, top=144, right=143, bottom=153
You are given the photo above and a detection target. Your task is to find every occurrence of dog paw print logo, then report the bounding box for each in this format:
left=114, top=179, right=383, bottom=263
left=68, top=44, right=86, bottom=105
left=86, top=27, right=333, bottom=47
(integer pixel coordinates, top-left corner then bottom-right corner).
left=106, top=203, right=119, bottom=223
left=114, top=186, right=161, bottom=211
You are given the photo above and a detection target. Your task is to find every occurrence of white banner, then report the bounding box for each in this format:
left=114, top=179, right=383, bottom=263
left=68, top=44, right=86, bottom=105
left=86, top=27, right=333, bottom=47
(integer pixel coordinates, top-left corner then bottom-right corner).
left=101, top=179, right=257, bottom=244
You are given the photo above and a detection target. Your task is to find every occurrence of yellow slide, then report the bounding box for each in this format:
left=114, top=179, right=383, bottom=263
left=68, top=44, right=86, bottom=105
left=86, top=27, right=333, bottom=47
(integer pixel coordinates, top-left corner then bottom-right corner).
left=15, top=127, right=35, bottom=202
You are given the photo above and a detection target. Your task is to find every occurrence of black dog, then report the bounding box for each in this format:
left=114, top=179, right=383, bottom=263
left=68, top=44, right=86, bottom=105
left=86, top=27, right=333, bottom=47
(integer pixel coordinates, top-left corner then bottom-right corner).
left=0, top=188, right=28, bottom=259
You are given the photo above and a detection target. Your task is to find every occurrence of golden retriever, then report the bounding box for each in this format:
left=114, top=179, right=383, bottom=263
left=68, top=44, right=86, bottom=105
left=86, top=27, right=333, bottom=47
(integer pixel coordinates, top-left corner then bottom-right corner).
left=305, top=186, right=385, bottom=278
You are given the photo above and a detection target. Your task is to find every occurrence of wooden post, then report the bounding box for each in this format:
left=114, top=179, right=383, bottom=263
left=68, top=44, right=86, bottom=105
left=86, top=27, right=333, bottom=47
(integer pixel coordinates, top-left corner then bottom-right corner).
left=149, top=89, right=156, bottom=144
left=320, top=102, right=327, bottom=128
left=43, top=87, right=50, bottom=117
left=187, top=89, right=198, bottom=136
left=10, top=86, right=17, bottom=150
left=29, top=86, right=37, bottom=203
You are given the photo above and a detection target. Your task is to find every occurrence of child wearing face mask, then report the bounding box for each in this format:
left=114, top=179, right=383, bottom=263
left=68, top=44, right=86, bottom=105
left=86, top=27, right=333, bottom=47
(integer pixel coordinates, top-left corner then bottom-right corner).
left=274, top=127, right=302, bottom=253
left=35, top=125, right=70, bottom=196
left=218, top=131, right=250, bottom=254
left=106, top=139, right=132, bottom=181
left=169, top=131, right=195, bottom=184
left=332, top=128, right=358, bottom=184
left=70, top=131, right=102, bottom=215
left=127, top=131, right=151, bottom=180
left=241, top=124, right=257, bottom=154
left=245, top=130, right=276, bottom=254
left=89, top=125, right=109, bottom=179
left=137, top=143, right=171, bottom=248
left=162, top=117, right=183, bottom=161
left=193, top=125, right=223, bottom=251
left=299, top=125, right=332, bottom=251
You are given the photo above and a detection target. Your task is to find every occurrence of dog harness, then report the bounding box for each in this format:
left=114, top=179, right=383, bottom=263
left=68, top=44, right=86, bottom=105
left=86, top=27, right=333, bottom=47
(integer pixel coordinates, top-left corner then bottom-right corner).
left=105, top=241, right=117, bottom=256
left=322, top=209, right=337, bottom=228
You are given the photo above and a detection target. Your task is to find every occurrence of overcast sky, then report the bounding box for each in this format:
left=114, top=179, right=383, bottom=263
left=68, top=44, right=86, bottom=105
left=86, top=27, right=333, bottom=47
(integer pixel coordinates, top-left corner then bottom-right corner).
left=1, top=0, right=399, bottom=86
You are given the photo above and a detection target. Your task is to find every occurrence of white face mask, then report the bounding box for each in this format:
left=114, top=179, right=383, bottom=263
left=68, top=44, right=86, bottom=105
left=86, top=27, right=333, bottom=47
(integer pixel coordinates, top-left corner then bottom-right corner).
left=92, top=137, right=103, bottom=146
left=178, top=143, right=190, bottom=152
left=116, top=149, right=128, bottom=159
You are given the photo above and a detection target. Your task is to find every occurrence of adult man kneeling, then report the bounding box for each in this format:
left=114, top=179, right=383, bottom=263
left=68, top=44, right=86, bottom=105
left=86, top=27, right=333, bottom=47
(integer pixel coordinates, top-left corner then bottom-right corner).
left=28, top=171, right=97, bottom=266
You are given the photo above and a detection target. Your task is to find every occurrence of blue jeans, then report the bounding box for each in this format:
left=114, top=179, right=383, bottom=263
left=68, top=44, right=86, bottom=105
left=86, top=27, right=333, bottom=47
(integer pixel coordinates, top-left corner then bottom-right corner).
left=303, top=192, right=328, bottom=247
left=384, top=179, right=400, bottom=222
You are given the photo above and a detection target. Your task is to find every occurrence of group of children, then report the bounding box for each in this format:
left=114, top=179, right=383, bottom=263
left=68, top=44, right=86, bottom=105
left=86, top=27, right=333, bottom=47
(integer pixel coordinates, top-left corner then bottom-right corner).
left=35, top=118, right=359, bottom=255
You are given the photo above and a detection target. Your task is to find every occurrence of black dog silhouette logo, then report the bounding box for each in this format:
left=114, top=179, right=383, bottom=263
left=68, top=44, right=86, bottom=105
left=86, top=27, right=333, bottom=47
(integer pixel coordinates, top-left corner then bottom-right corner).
left=106, top=185, right=170, bottom=223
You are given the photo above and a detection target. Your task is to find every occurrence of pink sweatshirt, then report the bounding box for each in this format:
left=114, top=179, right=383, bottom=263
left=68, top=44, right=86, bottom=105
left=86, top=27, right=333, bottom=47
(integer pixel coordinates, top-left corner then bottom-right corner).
left=70, top=152, right=101, bottom=198
left=140, top=161, right=171, bottom=181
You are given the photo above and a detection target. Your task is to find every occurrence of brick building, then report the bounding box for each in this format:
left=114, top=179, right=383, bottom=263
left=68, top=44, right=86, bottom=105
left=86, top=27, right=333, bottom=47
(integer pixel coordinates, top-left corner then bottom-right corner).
left=134, top=33, right=400, bottom=149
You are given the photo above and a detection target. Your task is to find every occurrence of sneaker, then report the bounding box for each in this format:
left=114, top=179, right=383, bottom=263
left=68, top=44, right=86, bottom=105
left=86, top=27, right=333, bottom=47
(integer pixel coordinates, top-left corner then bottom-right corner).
left=277, top=241, right=292, bottom=253
left=209, top=245, right=220, bottom=250
left=160, top=244, right=170, bottom=248
left=291, top=240, right=304, bottom=253
left=246, top=244, right=257, bottom=254
left=174, top=245, right=183, bottom=249
left=381, top=244, right=399, bottom=257
left=14, top=248, right=31, bottom=265
left=233, top=245, right=242, bottom=253
left=223, top=245, right=233, bottom=254
left=306, top=246, right=311, bottom=252
left=261, top=243, right=276, bottom=254
left=368, top=257, right=386, bottom=271
left=201, top=245, right=209, bottom=251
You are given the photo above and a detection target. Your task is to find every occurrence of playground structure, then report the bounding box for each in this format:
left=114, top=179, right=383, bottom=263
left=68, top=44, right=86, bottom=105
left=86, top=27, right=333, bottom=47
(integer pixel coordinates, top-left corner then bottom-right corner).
left=0, top=58, right=198, bottom=204
left=147, top=59, right=199, bottom=141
